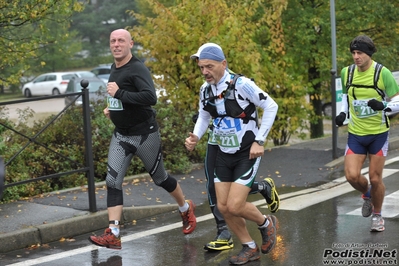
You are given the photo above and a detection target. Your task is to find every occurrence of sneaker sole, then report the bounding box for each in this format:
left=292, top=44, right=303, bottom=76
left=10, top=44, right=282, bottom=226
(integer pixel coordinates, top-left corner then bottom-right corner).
left=370, top=227, right=385, bottom=232
left=204, top=242, right=234, bottom=251
left=265, top=178, right=280, bottom=213
left=229, top=251, right=261, bottom=265
left=88, top=237, right=122, bottom=250
left=229, top=256, right=260, bottom=265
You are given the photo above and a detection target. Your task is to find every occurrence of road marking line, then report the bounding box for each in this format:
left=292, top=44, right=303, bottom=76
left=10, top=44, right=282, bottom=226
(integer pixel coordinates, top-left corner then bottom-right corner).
left=276, top=169, right=398, bottom=211
left=347, top=189, right=399, bottom=218
left=6, top=245, right=99, bottom=266
left=266, top=156, right=399, bottom=212
left=6, top=214, right=226, bottom=265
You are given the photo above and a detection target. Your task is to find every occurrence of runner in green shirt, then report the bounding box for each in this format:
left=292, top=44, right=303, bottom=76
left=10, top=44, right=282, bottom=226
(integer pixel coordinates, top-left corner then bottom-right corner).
left=335, top=35, right=399, bottom=232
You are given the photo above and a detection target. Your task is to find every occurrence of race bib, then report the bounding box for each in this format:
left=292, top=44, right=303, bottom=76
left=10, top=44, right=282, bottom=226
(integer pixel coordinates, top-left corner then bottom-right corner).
left=212, top=130, right=240, bottom=148
left=208, top=130, right=218, bottom=145
left=352, top=99, right=377, bottom=118
left=107, top=96, right=123, bottom=111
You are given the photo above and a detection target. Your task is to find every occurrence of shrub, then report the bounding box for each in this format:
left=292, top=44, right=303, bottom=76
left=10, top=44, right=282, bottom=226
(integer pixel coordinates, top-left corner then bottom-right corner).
left=0, top=97, right=206, bottom=202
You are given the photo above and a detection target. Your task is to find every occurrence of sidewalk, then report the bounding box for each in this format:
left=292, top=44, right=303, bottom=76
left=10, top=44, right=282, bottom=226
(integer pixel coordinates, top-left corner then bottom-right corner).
left=1, top=123, right=399, bottom=253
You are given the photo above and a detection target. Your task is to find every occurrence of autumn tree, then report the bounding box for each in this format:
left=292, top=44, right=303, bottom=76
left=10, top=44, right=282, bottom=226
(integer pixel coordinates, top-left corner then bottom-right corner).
left=69, top=0, right=139, bottom=65
left=258, top=0, right=311, bottom=145
left=126, top=0, right=311, bottom=145
left=282, top=0, right=399, bottom=138
left=0, top=1, right=83, bottom=88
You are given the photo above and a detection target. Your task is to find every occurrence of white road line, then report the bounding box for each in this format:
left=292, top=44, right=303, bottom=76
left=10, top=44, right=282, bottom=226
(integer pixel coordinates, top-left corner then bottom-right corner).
left=6, top=245, right=99, bottom=266
left=347, top=189, right=399, bottom=218
left=5, top=213, right=245, bottom=265
left=271, top=156, right=399, bottom=212
left=274, top=169, right=398, bottom=211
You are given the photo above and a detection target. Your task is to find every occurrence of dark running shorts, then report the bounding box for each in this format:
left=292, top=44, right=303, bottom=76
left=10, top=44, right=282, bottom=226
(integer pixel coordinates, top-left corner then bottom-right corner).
left=214, top=150, right=260, bottom=188
left=345, top=131, right=389, bottom=156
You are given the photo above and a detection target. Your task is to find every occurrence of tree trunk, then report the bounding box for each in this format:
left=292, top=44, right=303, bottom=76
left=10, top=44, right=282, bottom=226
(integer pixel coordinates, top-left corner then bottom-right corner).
left=310, top=96, right=324, bottom=138
left=308, top=67, right=324, bottom=138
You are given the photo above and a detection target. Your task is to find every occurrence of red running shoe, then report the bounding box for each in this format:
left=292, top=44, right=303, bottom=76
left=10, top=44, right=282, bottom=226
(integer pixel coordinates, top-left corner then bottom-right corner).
left=89, top=228, right=121, bottom=249
left=180, top=200, right=197, bottom=234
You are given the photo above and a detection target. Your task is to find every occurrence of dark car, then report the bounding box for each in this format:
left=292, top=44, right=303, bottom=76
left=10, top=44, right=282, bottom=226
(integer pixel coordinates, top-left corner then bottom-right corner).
left=64, top=77, right=107, bottom=107
left=90, top=65, right=112, bottom=83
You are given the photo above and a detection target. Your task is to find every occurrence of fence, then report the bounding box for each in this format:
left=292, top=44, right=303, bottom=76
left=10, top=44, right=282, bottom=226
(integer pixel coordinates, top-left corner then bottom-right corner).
left=0, top=80, right=97, bottom=212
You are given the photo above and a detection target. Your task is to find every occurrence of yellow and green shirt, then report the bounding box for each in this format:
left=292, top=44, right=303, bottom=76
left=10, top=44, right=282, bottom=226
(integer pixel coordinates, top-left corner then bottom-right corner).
left=340, top=61, right=399, bottom=136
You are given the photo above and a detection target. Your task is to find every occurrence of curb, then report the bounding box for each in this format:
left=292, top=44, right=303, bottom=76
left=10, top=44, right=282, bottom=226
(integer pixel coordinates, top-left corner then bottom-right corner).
left=0, top=204, right=178, bottom=253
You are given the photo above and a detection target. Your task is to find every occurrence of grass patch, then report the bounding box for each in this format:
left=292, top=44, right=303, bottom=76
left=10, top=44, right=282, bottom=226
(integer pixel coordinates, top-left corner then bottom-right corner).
left=0, top=91, right=24, bottom=102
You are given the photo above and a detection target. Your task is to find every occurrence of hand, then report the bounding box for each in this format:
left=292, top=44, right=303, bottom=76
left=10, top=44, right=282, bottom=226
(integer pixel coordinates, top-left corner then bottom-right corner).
left=367, top=99, right=385, bottom=111
left=249, top=142, right=264, bottom=159
left=103, top=107, right=110, bottom=119
left=335, top=112, right=346, bottom=127
left=107, top=82, right=119, bottom=97
left=185, top=132, right=199, bottom=151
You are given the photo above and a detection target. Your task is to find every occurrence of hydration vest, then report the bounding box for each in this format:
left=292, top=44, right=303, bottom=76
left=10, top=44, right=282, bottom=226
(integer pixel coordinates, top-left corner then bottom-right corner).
left=345, top=62, right=388, bottom=128
left=346, top=63, right=384, bottom=99
left=202, top=74, right=257, bottom=124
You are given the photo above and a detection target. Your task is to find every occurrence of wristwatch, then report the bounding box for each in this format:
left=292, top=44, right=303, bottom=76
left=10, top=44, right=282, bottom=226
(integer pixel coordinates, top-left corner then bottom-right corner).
left=255, top=140, right=264, bottom=146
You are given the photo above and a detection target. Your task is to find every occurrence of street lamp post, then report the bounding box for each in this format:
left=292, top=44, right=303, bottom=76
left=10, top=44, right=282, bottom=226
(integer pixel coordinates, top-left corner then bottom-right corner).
left=330, top=0, right=338, bottom=159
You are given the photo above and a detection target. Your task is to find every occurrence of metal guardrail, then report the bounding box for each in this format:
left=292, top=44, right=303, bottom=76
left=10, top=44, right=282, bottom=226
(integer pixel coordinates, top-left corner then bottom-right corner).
left=0, top=80, right=97, bottom=212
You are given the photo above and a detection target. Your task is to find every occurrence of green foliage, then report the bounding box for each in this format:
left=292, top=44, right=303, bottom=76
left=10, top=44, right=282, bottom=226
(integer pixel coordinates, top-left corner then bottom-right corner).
left=128, top=0, right=267, bottom=111
left=69, top=0, right=140, bottom=64
left=127, top=0, right=311, bottom=145
left=155, top=97, right=206, bottom=173
left=282, top=0, right=399, bottom=137
left=258, top=0, right=311, bottom=145
left=0, top=96, right=205, bottom=202
left=334, top=0, right=399, bottom=70
left=0, top=0, right=84, bottom=87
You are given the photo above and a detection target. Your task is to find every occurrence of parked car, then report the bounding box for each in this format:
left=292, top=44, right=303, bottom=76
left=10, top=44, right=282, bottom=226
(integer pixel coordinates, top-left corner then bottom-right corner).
left=90, top=65, right=112, bottom=83
left=21, top=72, right=77, bottom=98
left=64, top=76, right=107, bottom=107
left=73, top=71, right=97, bottom=78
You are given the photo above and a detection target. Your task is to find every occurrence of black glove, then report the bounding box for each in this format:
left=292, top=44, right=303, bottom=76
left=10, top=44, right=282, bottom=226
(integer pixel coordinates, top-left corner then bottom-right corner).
left=367, top=99, right=385, bottom=111
left=335, top=112, right=346, bottom=127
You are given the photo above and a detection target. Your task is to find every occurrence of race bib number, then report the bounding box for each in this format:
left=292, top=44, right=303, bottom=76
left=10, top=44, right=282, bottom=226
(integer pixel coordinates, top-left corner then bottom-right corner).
left=213, top=131, right=240, bottom=148
left=107, top=96, right=123, bottom=111
left=352, top=99, right=377, bottom=118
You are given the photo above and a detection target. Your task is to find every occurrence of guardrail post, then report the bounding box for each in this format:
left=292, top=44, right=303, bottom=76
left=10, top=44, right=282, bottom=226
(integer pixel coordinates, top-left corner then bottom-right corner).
left=81, top=80, right=97, bottom=212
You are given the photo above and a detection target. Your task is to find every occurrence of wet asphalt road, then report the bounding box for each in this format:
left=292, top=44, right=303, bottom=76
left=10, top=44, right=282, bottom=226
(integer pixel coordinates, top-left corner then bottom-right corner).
left=1, top=98, right=398, bottom=265
left=1, top=154, right=399, bottom=266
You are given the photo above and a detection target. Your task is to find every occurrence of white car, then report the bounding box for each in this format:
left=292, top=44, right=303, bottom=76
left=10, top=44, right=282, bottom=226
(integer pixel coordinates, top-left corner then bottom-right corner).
left=22, top=72, right=78, bottom=97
